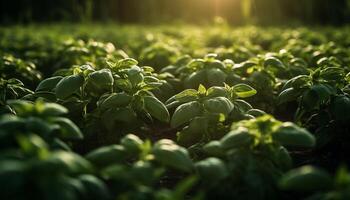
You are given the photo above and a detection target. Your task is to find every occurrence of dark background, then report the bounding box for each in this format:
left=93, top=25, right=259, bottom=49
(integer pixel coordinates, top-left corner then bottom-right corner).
left=0, top=0, right=349, bottom=25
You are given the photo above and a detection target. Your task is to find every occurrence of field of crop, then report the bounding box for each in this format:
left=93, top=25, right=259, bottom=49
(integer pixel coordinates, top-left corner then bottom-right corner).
left=1, top=24, right=350, bottom=200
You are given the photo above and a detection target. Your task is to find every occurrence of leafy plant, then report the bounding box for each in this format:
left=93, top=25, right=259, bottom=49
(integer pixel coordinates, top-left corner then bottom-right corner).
left=0, top=100, right=83, bottom=150
left=280, top=166, right=350, bottom=200
left=166, top=83, right=259, bottom=146
left=199, top=115, right=315, bottom=199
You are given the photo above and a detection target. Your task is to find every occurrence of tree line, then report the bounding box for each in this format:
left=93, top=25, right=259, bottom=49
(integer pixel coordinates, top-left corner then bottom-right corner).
left=0, top=0, right=349, bottom=25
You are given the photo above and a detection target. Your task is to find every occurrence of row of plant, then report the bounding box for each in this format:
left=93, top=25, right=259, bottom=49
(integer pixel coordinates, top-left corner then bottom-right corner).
left=0, top=25, right=350, bottom=199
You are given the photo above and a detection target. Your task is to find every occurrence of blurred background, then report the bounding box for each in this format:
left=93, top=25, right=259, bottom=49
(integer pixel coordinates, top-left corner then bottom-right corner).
left=1, top=0, right=349, bottom=25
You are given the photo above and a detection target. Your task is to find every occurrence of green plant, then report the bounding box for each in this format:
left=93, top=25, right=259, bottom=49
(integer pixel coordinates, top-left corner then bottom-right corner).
left=199, top=115, right=315, bottom=199
left=0, top=78, right=33, bottom=114
left=0, top=100, right=82, bottom=150
left=280, top=166, right=350, bottom=200
left=166, top=84, right=259, bottom=146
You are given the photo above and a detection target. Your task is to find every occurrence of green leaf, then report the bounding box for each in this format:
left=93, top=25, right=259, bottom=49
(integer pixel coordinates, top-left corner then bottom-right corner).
left=198, top=84, right=207, bottom=95
left=41, top=103, right=68, bottom=116
left=0, top=115, right=26, bottom=134
left=195, top=157, right=228, bottom=184
left=55, top=74, right=84, bottom=99
left=99, top=92, right=132, bottom=110
left=120, top=134, right=143, bottom=154
left=153, top=139, right=193, bottom=172
left=279, top=166, right=332, bottom=191
left=206, top=86, right=228, bottom=98
left=114, top=79, right=133, bottom=92
left=220, top=127, right=253, bottom=150
left=144, top=96, right=170, bottom=122
left=171, top=101, right=203, bottom=128
left=173, top=89, right=199, bottom=103
left=25, top=117, right=59, bottom=136
left=320, top=67, right=345, bottom=81
left=86, top=69, right=114, bottom=92
left=118, top=58, right=138, bottom=67
left=302, top=84, right=335, bottom=109
left=51, top=117, right=83, bottom=139
left=177, top=117, right=208, bottom=146
left=234, top=99, right=253, bottom=112
left=46, top=151, right=92, bottom=174
left=330, top=96, right=350, bottom=122
left=277, top=88, right=302, bottom=105
left=282, top=75, right=310, bottom=91
left=276, top=146, right=293, bottom=171
left=128, top=66, right=144, bottom=86
left=272, top=122, right=315, bottom=148
left=36, top=76, right=63, bottom=92
left=184, top=70, right=207, bottom=89
left=264, top=57, right=285, bottom=69
left=86, top=145, right=126, bottom=167
left=203, top=97, right=234, bottom=115
left=78, top=175, right=110, bottom=200
left=246, top=109, right=266, bottom=117
left=206, top=68, right=227, bottom=86
left=203, top=141, right=224, bottom=156
left=233, top=84, right=257, bottom=98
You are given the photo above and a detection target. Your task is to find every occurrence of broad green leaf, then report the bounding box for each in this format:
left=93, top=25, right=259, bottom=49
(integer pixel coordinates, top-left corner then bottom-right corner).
left=203, top=97, right=234, bottom=115
left=152, top=139, right=193, bottom=172
left=86, top=69, right=114, bottom=92
left=302, top=84, right=335, bottom=109
left=128, top=66, right=144, bottom=85
left=86, top=145, right=126, bottom=167
left=41, top=103, right=68, bottom=116
left=99, top=92, right=132, bottom=110
left=272, top=122, right=315, bottom=147
left=320, top=67, right=345, bottom=81
left=206, top=68, right=227, bottom=86
left=195, top=157, right=228, bottom=184
left=277, top=88, right=302, bottom=105
left=120, top=134, right=143, bottom=154
left=173, top=89, right=198, bottom=103
left=36, top=76, right=63, bottom=92
left=264, top=57, right=285, bottom=69
left=114, top=79, right=133, bottom=92
left=144, top=96, right=170, bottom=122
left=282, top=75, right=310, bottom=91
left=0, top=114, right=26, bottom=134
left=46, top=151, right=92, bottom=174
left=118, top=58, right=138, bottom=67
left=184, top=70, right=207, bottom=89
left=206, top=86, right=228, bottom=98
left=203, top=141, right=224, bottom=156
left=234, top=99, right=253, bottom=112
left=55, top=74, right=84, bottom=99
left=78, top=175, right=110, bottom=200
left=177, top=117, right=208, bottom=146
left=220, top=127, right=253, bottom=150
left=279, top=166, right=332, bottom=191
left=171, top=101, right=203, bottom=128
left=51, top=117, right=83, bottom=139
left=275, top=146, right=292, bottom=171
left=233, top=84, right=257, bottom=98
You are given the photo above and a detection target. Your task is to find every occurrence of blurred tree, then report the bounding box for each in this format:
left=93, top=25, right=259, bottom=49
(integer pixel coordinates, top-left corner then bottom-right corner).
left=0, top=0, right=349, bottom=25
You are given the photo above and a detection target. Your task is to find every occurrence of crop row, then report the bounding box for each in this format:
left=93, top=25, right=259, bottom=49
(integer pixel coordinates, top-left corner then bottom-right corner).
left=0, top=25, right=350, bottom=200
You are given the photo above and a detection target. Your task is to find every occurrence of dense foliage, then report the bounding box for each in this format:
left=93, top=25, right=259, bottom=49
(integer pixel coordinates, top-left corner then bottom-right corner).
left=1, top=24, right=350, bottom=200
